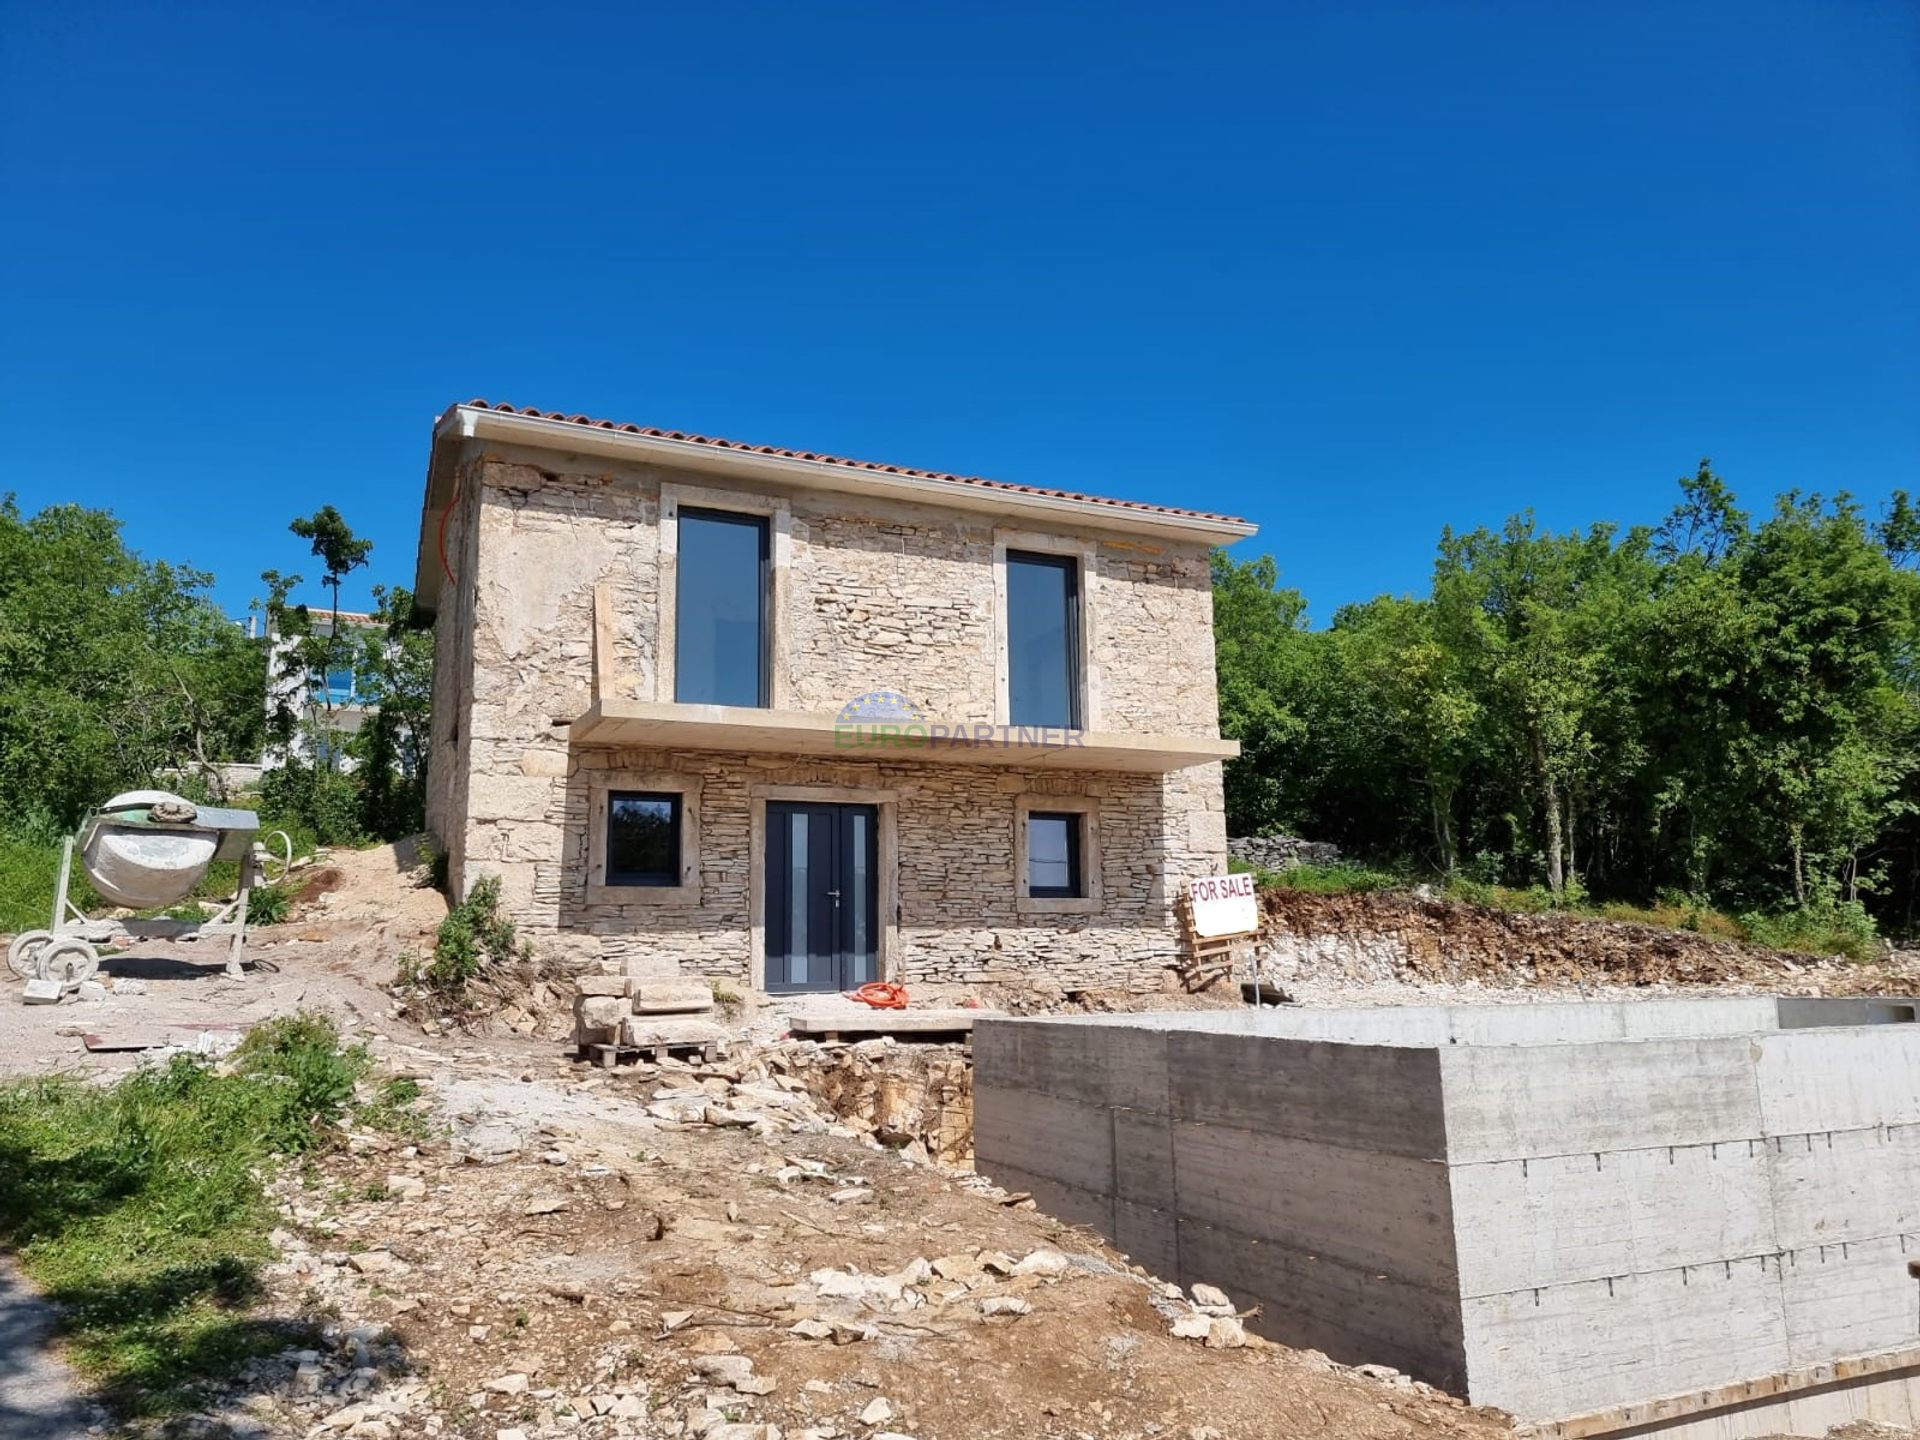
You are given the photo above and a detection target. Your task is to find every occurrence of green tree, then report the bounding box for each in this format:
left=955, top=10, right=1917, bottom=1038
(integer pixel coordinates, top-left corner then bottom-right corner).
left=0, top=496, right=263, bottom=826
left=1430, top=516, right=1652, bottom=896
left=1209, top=550, right=1315, bottom=835
left=347, top=585, right=434, bottom=837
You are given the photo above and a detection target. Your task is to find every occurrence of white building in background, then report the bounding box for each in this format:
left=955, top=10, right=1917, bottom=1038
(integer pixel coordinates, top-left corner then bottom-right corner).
left=263, top=608, right=380, bottom=771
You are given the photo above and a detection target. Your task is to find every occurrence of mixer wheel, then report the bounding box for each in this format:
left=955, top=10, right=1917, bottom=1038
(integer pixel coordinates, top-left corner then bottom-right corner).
left=7, top=929, right=52, bottom=980
left=38, top=937, right=101, bottom=989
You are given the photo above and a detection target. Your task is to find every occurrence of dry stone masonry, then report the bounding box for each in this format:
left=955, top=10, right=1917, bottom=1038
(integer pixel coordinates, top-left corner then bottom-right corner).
left=1225, top=835, right=1342, bottom=872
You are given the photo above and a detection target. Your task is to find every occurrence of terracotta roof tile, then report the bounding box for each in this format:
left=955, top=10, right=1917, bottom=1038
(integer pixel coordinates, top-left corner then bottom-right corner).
left=458, top=400, right=1250, bottom=529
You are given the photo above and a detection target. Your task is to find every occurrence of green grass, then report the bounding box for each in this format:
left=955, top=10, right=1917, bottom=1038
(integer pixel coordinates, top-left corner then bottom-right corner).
left=355, top=1076, right=433, bottom=1144
left=0, top=1012, right=375, bottom=1427
left=1262, top=860, right=1406, bottom=895
left=1253, top=862, right=1880, bottom=962
left=0, top=835, right=102, bottom=934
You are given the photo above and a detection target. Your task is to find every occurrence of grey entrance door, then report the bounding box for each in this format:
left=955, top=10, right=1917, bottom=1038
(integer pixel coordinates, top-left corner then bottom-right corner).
left=765, top=802, right=879, bottom=993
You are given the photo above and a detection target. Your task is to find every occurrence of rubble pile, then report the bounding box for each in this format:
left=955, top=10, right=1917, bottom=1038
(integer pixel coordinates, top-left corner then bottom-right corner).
left=763, top=1038, right=973, bottom=1164
left=1259, top=886, right=1920, bottom=993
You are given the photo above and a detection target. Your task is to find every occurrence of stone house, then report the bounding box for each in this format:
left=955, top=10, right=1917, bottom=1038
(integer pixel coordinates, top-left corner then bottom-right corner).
left=413, top=401, right=1254, bottom=994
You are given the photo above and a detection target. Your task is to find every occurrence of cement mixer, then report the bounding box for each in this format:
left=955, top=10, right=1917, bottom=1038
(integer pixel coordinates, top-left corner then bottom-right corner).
left=8, top=790, right=293, bottom=1000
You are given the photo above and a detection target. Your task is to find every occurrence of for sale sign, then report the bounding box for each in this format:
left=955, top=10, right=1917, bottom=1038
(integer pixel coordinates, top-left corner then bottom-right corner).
left=1188, top=871, right=1258, bottom=938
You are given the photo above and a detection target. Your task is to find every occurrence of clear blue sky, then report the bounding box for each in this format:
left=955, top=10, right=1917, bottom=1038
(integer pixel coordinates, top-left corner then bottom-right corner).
left=2, top=0, right=1914, bottom=625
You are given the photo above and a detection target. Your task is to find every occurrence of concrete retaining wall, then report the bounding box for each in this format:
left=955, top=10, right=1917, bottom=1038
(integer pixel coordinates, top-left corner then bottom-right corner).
left=973, top=1015, right=1467, bottom=1386
left=973, top=999, right=1920, bottom=1430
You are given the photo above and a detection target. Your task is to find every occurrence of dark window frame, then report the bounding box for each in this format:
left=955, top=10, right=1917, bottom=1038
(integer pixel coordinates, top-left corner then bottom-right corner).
left=605, top=789, right=684, bottom=887
left=675, top=506, right=772, bottom=708
left=1026, top=810, right=1084, bottom=899
left=1005, top=549, right=1083, bottom=729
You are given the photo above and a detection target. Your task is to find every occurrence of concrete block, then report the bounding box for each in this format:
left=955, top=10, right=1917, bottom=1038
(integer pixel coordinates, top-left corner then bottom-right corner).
left=1461, top=1261, right=1790, bottom=1420
left=979, top=1158, right=1113, bottom=1238
left=630, top=979, right=715, bottom=1014
left=973, top=1083, right=1113, bottom=1197
left=1111, top=1196, right=1179, bottom=1281
left=1776, top=1233, right=1920, bottom=1368
left=1175, top=1121, right=1459, bottom=1289
left=1438, top=1036, right=1762, bottom=1163
left=1169, top=1031, right=1447, bottom=1159
left=22, top=978, right=62, bottom=1004
left=1449, top=1141, right=1774, bottom=1295
left=1111, top=1110, right=1175, bottom=1213
left=1754, top=1027, right=1920, bottom=1133
left=973, top=1019, right=1170, bottom=1114
left=1180, top=1219, right=1467, bottom=1391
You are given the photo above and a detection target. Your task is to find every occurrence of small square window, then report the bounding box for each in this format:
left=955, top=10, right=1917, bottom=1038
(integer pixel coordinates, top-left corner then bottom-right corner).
left=606, top=791, right=682, bottom=886
left=1027, top=812, right=1083, bottom=898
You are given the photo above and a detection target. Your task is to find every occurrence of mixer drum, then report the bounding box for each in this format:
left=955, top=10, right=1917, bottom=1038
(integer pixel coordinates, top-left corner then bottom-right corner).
left=81, top=790, right=219, bottom=909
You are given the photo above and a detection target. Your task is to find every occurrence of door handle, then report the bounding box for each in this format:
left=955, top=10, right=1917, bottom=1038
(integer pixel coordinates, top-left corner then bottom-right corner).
left=826, top=889, right=842, bottom=902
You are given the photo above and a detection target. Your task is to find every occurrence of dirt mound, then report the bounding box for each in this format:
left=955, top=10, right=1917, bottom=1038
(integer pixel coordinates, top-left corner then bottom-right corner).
left=1260, top=887, right=1919, bottom=994
left=290, top=837, right=448, bottom=937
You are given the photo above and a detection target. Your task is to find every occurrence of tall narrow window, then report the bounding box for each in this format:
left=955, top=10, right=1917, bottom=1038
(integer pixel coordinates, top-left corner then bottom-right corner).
left=606, top=791, right=682, bottom=886
left=676, top=508, right=769, bottom=707
left=1006, top=550, right=1081, bottom=727
left=1027, top=811, right=1083, bottom=898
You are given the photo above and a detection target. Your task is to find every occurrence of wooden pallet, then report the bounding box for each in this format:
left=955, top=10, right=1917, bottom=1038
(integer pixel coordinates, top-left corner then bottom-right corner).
left=583, top=1038, right=727, bottom=1068
left=1176, top=891, right=1266, bottom=993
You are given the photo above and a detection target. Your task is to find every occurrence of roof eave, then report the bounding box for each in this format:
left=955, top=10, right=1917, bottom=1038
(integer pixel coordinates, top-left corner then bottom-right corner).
left=414, top=404, right=1258, bottom=613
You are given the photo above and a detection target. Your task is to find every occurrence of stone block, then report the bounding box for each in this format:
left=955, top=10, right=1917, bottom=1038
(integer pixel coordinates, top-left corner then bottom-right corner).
left=518, top=748, right=571, bottom=777
left=466, top=773, right=557, bottom=822
left=631, top=979, right=715, bottom=1014
left=574, top=995, right=625, bottom=1028
left=619, top=1016, right=729, bottom=1048
left=623, top=954, right=681, bottom=981
left=575, top=975, right=630, bottom=997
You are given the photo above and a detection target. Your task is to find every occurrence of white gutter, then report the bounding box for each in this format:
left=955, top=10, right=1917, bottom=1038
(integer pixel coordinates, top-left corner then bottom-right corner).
left=438, top=406, right=1259, bottom=545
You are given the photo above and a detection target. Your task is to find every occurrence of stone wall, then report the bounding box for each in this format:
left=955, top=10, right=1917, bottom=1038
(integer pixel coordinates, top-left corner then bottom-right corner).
left=428, top=445, right=1229, bottom=990
left=1227, top=835, right=1343, bottom=872
left=463, top=743, right=1223, bottom=992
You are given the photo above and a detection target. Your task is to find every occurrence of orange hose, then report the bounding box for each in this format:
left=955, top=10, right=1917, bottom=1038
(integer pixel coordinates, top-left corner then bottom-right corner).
left=845, top=981, right=909, bottom=1010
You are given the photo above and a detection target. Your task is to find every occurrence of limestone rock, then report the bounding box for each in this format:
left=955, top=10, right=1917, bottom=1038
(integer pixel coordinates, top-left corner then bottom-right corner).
left=575, top=994, right=626, bottom=1029
left=690, top=1354, right=756, bottom=1389
left=576, top=975, right=631, bottom=997
left=1011, top=1249, right=1069, bottom=1277
left=631, top=979, right=716, bottom=1014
